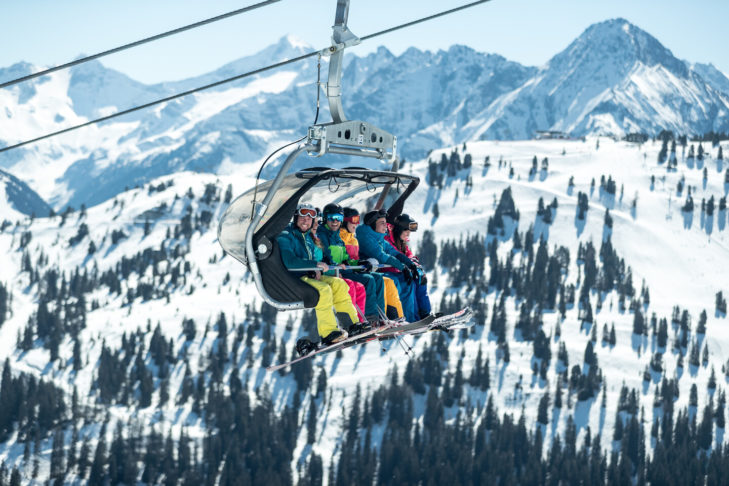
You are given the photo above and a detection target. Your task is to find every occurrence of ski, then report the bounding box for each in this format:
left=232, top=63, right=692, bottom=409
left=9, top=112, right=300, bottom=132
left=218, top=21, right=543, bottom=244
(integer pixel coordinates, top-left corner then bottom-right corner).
left=266, top=309, right=473, bottom=372
left=378, top=307, right=473, bottom=338
left=266, top=321, right=397, bottom=372
left=374, top=313, right=438, bottom=337
left=409, top=307, right=473, bottom=335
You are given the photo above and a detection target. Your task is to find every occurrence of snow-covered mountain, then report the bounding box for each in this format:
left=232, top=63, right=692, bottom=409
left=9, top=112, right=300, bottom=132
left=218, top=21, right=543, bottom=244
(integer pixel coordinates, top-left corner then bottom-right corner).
left=463, top=18, right=729, bottom=140
left=2, top=13, right=729, bottom=483
left=1, top=19, right=728, bottom=212
left=1, top=133, right=728, bottom=483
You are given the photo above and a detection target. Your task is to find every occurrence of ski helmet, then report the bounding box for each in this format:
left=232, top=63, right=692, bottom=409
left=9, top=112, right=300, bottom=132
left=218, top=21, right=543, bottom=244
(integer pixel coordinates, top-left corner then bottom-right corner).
left=393, top=213, right=418, bottom=232
left=364, top=209, right=387, bottom=229
left=342, top=207, right=360, bottom=228
left=293, top=202, right=317, bottom=222
left=322, top=203, right=344, bottom=223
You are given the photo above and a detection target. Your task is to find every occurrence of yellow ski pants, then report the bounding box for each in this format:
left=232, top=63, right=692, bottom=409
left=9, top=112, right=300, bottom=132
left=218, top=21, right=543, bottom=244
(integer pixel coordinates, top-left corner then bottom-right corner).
left=301, top=275, right=359, bottom=338
left=383, top=276, right=404, bottom=319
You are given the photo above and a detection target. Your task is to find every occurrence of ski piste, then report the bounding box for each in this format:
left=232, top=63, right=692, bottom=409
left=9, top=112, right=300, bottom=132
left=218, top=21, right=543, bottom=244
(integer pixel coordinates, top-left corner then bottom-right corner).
left=377, top=307, right=473, bottom=338
left=266, top=321, right=397, bottom=372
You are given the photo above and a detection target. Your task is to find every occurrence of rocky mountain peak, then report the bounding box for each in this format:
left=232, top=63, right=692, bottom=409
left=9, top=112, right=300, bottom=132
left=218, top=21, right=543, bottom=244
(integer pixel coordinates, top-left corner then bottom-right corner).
left=549, top=18, right=688, bottom=78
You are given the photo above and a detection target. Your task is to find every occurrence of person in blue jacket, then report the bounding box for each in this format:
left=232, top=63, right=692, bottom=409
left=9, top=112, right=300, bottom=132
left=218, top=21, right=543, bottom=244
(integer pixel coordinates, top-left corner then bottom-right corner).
left=356, top=209, right=419, bottom=322
left=277, top=202, right=360, bottom=344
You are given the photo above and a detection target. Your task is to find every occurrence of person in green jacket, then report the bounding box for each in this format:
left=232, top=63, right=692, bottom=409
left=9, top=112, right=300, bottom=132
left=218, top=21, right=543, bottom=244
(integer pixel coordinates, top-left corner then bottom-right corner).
left=317, top=203, right=385, bottom=324
left=277, top=202, right=360, bottom=344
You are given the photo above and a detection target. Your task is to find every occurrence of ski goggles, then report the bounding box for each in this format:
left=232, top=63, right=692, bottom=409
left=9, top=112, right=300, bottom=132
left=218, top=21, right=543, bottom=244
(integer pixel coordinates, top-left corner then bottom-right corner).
left=344, top=215, right=360, bottom=224
left=405, top=222, right=418, bottom=232
left=296, top=207, right=317, bottom=218
left=327, top=213, right=344, bottom=222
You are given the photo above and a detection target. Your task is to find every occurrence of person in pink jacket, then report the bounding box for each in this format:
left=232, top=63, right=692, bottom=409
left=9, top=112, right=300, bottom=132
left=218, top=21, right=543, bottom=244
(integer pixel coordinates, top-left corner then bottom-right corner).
left=384, top=214, right=432, bottom=319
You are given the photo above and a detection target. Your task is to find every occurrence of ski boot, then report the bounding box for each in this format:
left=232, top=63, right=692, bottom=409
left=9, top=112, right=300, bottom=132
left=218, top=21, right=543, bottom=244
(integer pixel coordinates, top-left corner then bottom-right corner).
left=296, top=338, right=318, bottom=357
left=348, top=321, right=372, bottom=336
left=321, top=329, right=348, bottom=346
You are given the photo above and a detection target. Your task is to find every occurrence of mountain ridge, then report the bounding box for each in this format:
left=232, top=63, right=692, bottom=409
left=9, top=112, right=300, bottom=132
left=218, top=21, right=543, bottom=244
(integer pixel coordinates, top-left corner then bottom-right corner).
left=1, top=19, right=728, bottom=210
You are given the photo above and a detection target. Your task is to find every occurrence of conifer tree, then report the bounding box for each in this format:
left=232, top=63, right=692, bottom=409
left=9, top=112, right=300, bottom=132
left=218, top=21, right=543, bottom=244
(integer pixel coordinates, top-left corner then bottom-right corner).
left=50, top=428, right=65, bottom=482
left=89, top=434, right=107, bottom=484
left=537, top=391, right=550, bottom=424
left=307, top=400, right=317, bottom=444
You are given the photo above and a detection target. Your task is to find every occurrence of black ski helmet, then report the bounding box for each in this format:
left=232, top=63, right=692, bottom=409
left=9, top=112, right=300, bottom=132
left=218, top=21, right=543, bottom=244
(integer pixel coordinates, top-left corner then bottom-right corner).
left=322, top=203, right=344, bottom=222
left=364, top=209, right=387, bottom=229
left=343, top=207, right=359, bottom=220
left=393, top=213, right=418, bottom=233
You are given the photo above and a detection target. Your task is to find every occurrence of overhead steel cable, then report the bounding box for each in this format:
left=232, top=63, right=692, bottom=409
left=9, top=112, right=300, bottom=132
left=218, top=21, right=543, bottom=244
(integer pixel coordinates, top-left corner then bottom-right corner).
left=0, top=0, right=282, bottom=90
left=360, top=0, right=491, bottom=42
left=0, top=52, right=316, bottom=154
left=0, top=0, right=491, bottom=154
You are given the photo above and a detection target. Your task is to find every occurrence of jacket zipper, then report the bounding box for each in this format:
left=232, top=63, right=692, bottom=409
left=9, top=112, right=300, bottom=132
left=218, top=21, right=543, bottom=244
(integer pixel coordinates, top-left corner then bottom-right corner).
left=297, top=230, right=312, bottom=260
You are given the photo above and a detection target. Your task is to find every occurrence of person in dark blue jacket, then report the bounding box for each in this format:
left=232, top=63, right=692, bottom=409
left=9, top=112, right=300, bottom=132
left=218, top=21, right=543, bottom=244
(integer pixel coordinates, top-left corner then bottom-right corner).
left=277, top=202, right=360, bottom=344
left=357, top=209, right=419, bottom=322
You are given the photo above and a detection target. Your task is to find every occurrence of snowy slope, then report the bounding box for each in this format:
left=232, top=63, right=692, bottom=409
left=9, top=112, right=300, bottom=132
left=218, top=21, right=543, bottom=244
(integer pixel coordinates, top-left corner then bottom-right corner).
left=1, top=135, right=728, bottom=481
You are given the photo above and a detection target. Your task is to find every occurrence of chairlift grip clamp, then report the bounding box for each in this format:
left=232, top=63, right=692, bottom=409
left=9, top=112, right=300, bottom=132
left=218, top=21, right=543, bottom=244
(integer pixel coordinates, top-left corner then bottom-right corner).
left=253, top=201, right=267, bottom=219
left=307, top=126, right=327, bottom=157
left=319, top=35, right=361, bottom=57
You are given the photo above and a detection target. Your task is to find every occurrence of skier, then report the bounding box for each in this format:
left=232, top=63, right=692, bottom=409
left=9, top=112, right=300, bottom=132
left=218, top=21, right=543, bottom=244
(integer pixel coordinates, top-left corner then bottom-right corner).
left=341, top=207, right=405, bottom=320
left=385, top=213, right=433, bottom=319
left=357, top=209, right=420, bottom=322
left=316, top=203, right=376, bottom=330
left=277, top=202, right=361, bottom=344
left=311, top=206, right=367, bottom=326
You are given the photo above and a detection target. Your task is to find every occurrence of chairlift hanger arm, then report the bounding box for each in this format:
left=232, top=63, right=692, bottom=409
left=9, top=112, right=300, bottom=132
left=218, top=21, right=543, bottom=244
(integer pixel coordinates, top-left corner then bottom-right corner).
left=325, top=0, right=359, bottom=124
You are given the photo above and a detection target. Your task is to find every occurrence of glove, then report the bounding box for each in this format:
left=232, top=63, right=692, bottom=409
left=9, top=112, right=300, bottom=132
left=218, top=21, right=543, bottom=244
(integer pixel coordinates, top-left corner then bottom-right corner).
left=358, top=259, right=373, bottom=272
left=419, top=273, right=428, bottom=286
left=402, top=266, right=414, bottom=284
left=407, top=260, right=419, bottom=272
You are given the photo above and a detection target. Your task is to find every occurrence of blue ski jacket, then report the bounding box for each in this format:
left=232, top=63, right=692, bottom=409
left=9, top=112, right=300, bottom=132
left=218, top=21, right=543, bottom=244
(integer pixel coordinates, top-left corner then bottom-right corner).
left=356, top=224, right=409, bottom=270
left=277, top=222, right=319, bottom=277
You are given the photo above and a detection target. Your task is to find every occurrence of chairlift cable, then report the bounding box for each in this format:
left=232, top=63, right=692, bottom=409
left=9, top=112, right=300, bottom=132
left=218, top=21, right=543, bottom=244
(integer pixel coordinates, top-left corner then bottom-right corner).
left=0, top=0, right=283, bottom=90
left=0, top=0, right=492, bottom=154
left=0, top=51, right=316, bottom=154
left=360, top=0, right=491, bottom=42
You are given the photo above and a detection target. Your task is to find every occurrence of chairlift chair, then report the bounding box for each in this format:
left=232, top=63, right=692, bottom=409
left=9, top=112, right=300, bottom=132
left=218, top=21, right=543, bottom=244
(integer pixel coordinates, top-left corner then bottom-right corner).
left=217, top=0, right=420, bottom=311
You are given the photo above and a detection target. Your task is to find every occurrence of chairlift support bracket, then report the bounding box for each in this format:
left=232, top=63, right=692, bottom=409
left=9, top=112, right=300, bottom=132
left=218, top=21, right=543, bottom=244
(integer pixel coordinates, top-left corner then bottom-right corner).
left=307, top=121, right=397, bottom=161
left=309, top=0, right=398, bottom=162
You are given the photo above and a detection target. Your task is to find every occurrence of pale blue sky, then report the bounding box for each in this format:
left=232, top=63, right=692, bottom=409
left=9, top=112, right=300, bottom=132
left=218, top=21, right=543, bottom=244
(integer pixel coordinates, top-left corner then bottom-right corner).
left=2, top=0, right=728, bottom=84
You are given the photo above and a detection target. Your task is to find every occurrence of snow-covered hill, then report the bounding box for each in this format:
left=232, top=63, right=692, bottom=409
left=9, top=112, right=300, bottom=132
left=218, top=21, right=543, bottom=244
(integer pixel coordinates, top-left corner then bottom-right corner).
left=1, top=20, right=728, bottom=211
left=1, top=133, right=728, bottom=482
